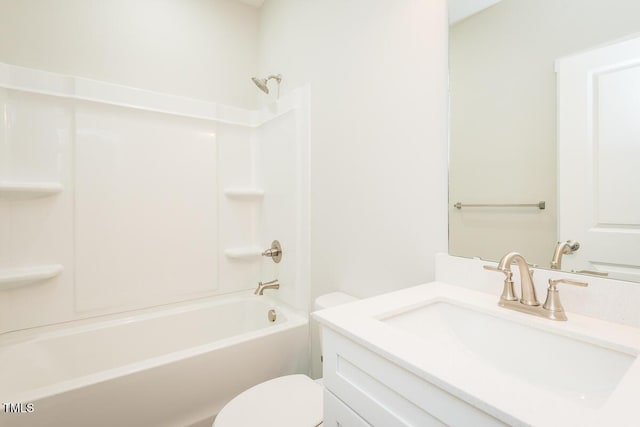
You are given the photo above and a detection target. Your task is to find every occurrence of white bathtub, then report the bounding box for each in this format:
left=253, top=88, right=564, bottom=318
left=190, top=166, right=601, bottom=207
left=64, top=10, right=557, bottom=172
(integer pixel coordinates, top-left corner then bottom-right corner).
left=0, top=292, right=309, bottom=427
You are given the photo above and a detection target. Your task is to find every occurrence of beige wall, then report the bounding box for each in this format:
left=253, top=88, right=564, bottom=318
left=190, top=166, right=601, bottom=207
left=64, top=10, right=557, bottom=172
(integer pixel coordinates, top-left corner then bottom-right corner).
left=0, top=0, right=259, bottom=108
left=449, top=0, right=640, bottom=266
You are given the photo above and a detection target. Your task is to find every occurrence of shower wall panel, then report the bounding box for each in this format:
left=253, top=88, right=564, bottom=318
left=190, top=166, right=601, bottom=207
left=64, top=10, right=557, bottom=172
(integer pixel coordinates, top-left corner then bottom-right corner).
left=0, top=63, right=310, bottom=334
left=74, top=103, right=218, bottom=312
left=0, top=89, right=75, bottom=333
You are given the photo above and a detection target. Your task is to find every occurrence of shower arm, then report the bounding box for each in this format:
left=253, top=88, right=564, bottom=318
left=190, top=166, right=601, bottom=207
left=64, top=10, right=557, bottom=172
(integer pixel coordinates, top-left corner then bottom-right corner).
left=267, top=74, right=282, bottom=98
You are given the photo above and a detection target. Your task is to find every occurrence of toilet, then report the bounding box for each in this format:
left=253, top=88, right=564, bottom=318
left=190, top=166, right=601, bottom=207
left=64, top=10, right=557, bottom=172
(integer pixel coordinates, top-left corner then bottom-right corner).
left=213, top=292, right=358, bottom=427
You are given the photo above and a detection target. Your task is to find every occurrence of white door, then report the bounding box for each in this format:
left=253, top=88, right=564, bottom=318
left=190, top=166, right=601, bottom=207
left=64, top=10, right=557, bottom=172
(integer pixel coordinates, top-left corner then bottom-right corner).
left=556, top=36, right=640, bottom=281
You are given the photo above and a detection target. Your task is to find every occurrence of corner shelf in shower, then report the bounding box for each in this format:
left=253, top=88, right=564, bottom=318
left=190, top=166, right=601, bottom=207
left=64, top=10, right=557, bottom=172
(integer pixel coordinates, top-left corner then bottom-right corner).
left=223, top=188, right=264, bottom=200
left=0, top=181, right=63, bottom=199
left=0, top=264, right=64, bottom=290
left=224, top=247, right=263, bottom=260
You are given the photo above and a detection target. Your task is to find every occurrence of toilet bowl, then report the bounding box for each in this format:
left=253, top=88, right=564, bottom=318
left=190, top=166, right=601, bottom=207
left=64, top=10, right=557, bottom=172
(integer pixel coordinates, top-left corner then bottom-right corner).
left=213, top=292, right=357, bottom=427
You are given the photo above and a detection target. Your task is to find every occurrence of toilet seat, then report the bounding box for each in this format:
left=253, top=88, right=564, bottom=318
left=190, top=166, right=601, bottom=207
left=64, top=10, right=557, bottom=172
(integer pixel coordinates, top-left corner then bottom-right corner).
left=213, top=374, right=323, bottom=427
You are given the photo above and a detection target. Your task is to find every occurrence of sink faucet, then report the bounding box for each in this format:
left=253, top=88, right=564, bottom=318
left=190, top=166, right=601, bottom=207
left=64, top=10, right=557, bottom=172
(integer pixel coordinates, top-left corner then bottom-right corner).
left=497, top=252, right=539, bottom=306
left=254, top=279, right=279, bottom=295
left=485, top=252, right=588, bottom=321
left=550, top=240, right=580, bottom=270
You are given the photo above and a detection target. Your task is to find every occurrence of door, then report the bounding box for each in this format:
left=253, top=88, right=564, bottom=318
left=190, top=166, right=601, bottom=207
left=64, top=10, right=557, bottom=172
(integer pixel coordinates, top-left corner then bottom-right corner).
left=556, top=35, right=640, bottom=281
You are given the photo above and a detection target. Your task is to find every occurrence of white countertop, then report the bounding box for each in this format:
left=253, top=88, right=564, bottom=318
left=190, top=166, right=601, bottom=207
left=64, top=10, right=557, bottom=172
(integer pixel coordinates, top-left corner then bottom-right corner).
left=313, top=282, right=640, bottom=426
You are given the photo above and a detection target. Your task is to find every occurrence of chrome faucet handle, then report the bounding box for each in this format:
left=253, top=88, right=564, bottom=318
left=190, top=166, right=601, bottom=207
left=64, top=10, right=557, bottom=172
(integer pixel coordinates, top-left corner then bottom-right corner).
left=542, top=278, right=588, bottom=321
left=483, top=265, right=518, bottom=302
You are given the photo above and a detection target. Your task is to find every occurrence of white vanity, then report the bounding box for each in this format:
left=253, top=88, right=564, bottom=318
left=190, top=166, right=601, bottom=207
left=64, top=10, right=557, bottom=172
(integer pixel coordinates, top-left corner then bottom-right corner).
left=314, top=256, right=640, bottom=426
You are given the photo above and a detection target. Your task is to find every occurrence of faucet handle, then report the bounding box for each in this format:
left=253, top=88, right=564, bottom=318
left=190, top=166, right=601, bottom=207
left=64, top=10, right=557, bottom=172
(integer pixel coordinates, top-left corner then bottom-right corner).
left=483, top=265, right=502, bottom=273
left=548, top=278, right=588, bottom=288
left=542, top=278, right=588, bottom=320
left=483, top=265, right=518, bottom=302
left=484, top=262, right=536, bottom=272
left=262, top=240, right=282, bottom=263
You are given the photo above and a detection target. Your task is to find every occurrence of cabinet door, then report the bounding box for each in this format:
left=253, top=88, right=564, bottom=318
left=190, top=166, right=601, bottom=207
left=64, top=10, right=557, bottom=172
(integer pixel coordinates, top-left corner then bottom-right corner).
left=322, top=329, right=506, bottom=427
left=324, top=390, right=371, bottom=427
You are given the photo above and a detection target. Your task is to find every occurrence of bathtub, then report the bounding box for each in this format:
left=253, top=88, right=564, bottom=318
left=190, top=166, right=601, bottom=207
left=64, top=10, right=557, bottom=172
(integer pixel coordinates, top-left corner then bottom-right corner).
left=0, top=292, right=309, bottom=427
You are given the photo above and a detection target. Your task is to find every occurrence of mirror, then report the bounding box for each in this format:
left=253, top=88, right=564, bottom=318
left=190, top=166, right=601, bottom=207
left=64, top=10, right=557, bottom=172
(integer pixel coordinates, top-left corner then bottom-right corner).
left=448, top=0, right=640, bottom=282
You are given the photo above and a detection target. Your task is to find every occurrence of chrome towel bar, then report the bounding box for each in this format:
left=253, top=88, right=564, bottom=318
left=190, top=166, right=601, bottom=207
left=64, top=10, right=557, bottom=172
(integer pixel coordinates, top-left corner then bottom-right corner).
left=454, top=201, right=545, bottom=210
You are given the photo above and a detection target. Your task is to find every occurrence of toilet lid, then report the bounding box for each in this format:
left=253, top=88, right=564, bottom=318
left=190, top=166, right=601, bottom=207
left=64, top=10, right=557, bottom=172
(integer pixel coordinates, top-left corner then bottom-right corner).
left=214, top=374, right=323, bottom=427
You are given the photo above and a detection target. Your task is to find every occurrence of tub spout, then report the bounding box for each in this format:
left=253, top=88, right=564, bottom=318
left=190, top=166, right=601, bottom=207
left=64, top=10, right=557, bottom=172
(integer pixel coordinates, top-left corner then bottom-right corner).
left=255, top=279, right=280, bottom=295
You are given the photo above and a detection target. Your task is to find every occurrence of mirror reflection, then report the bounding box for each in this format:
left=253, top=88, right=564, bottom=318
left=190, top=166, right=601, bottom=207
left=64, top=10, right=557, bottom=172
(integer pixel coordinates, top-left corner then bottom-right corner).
left=449, top=0, right=640, bottom=282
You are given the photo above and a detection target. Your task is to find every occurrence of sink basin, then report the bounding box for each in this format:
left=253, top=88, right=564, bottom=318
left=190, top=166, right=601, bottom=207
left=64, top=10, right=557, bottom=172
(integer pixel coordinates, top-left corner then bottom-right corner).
left=381, top=300, right=636, bottom=408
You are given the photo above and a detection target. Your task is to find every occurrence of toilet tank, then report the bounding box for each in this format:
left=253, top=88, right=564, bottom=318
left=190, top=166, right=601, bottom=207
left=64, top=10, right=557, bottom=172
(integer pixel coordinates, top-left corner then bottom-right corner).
left=313, top=292, right=357, bottom=357
left=314, top=292, right=357, bottom=311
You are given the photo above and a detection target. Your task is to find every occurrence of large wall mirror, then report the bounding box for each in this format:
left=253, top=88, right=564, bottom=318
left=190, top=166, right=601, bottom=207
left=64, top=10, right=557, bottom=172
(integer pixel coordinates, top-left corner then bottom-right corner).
left=449, top=0, right=640, bottom=282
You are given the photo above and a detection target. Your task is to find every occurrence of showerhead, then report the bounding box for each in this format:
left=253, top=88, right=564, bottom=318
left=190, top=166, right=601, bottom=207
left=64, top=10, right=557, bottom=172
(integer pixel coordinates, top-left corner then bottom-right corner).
left=251, top=74, right=282, bottom=96
left=252, top=77, right=269, bottom=94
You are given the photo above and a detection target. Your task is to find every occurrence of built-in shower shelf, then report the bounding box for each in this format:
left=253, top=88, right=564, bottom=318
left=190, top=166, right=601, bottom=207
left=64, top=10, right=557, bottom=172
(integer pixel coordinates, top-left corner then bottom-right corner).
left=0, top=181, right=63, bottom=199
left=224, top=188, right=264, bottom=200
left=0, top=264, right=63, bottom=290
left=224, top=248, right=263, bottom=260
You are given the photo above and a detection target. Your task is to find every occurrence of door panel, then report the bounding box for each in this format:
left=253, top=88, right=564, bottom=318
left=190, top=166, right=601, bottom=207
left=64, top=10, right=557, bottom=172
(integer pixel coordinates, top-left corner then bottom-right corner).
left=557, top=36, right=640, bottom=281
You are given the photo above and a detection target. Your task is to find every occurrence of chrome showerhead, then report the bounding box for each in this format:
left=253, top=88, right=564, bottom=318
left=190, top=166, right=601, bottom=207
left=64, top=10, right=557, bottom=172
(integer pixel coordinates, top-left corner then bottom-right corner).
left=251, top=74, right=282, bottom=96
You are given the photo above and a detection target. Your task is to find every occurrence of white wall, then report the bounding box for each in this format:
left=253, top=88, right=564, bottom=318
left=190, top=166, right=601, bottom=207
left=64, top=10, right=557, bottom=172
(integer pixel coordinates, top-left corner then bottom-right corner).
left=0, top=0, right=259, bottom=108
left=449, top=0, right=640, bottom=266
left=258, top=0, right=449, bottom=301
left=257, top=0, right=449, bottom=377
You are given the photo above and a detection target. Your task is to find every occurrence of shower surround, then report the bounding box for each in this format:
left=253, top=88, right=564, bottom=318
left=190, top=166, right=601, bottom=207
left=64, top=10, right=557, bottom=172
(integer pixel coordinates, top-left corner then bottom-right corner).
left=0, top=62, right=310, bottom=423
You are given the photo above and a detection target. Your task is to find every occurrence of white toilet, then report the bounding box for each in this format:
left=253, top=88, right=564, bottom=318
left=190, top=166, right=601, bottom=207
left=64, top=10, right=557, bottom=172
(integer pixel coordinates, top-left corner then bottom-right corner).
left=213, top=292, right=357, bottom=427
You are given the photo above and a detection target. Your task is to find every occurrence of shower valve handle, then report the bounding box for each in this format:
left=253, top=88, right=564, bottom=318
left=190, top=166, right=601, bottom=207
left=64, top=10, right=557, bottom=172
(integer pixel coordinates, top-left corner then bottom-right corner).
left=262, top=240, right=282, bottom=263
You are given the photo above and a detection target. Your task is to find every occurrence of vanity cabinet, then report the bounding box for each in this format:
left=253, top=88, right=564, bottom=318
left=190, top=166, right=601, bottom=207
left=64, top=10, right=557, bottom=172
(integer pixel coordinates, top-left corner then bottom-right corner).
left=321, top=328, right=506, bottom=427
left=317, top=281, right=640, bottom=426
left=323, top=390, right=371, bottom=427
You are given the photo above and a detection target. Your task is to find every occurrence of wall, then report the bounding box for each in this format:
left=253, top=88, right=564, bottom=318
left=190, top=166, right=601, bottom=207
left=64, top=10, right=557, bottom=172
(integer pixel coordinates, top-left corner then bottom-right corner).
left=257, top=0, right=449, bottom=378
left=449, top=0, right=640, bottom=266
left=258, top=0, right=449, bottom=301
left=0, top=0, right=259, bottom=109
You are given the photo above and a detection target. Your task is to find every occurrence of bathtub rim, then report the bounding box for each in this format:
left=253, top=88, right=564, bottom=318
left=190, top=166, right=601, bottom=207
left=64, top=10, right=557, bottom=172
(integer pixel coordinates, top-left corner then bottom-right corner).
left=0, top=290, right=305, bottom=345
left=0, top=290, right=308, bottom=403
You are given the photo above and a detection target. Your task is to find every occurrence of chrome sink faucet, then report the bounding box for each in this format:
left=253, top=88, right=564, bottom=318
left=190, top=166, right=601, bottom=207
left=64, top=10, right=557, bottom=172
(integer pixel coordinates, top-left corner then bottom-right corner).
left=254, top=279, right=279, bottom=295
left=485, top=252, right=588, bottom=321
